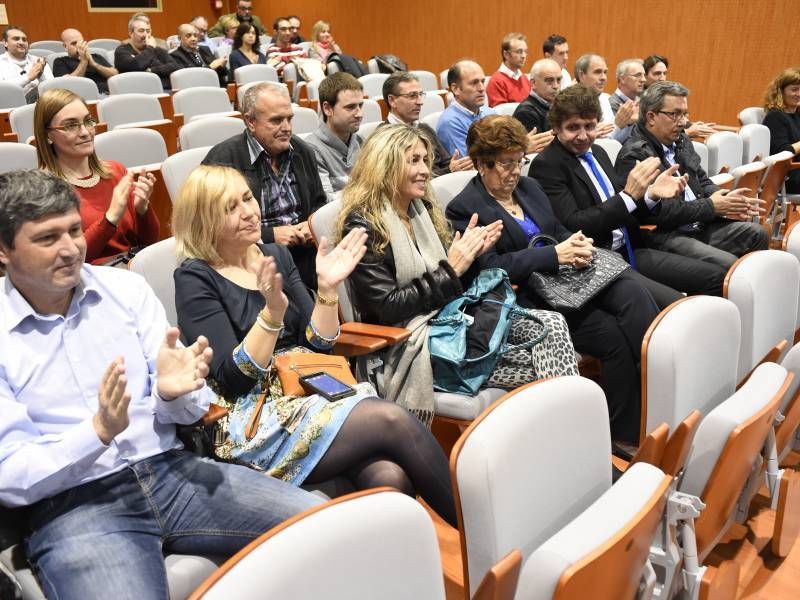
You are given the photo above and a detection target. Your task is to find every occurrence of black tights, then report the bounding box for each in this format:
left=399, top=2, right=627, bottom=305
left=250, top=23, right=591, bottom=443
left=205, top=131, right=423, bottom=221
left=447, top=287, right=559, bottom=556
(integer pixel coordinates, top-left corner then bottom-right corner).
left=305, top=398, right=457, bottom=527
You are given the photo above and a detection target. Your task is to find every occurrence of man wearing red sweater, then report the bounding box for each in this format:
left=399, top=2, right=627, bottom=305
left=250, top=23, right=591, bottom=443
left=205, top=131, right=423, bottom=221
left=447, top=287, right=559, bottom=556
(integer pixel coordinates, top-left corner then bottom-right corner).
left=486, top=32, right=530, bottom=107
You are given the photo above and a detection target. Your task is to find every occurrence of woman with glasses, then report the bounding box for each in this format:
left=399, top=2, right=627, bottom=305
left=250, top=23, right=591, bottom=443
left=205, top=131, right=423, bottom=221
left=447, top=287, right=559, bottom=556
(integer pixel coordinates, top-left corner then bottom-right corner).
left=34, top=89, right=159, bottom=264
left=446, top=115, right=659, bottom=445
left=337, top=124, right=578, bottom=427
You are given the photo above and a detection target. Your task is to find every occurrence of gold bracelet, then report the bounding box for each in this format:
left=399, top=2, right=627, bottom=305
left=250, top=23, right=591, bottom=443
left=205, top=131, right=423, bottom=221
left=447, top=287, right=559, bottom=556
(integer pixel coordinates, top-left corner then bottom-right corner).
left=256, top=315, right=284, bottom=333
left=258, top=310, right=284, bottom=331
left=316, top=292, right=339, bottom=306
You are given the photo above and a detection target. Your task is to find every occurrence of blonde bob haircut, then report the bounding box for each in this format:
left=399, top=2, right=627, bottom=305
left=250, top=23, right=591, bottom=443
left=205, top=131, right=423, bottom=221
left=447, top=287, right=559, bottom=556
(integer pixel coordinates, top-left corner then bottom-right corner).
left=173, top=165, right=247, bottom=263
left=336, top=124, right=452, bottom=256
left=311, top=20, right=330, bottom=46
left=34, top=88, right=110, bottom=180
left=764, top=67, right=800, bottom=112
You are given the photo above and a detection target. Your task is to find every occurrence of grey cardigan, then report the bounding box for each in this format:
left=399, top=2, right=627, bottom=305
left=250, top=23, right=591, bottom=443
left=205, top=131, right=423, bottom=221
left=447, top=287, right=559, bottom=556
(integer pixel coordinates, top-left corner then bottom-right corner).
left=305, top=124, right=363, bottom=201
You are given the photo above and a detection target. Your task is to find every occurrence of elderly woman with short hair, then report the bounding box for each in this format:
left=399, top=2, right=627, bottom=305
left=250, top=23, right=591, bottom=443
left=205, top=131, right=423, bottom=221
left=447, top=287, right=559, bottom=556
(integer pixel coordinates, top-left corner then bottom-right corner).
left=446, top=115, right=660, bottom=444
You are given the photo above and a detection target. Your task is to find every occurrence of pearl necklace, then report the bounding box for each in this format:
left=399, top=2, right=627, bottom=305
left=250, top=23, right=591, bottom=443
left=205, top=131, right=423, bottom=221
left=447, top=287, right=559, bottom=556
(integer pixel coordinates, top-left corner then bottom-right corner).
left=63, top=169, right=100, bottom=189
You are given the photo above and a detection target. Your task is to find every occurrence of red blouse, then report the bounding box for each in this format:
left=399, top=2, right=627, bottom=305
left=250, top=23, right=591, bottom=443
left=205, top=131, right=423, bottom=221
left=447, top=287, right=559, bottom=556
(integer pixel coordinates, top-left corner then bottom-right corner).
left=75, top=161, right=160, bottom=264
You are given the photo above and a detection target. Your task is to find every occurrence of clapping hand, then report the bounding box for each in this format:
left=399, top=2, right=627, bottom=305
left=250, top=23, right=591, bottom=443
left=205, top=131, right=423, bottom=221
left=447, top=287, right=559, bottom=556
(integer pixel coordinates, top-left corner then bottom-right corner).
left=156, top=328, right=213, bottom=401
left=93, top=357, right=132, bottom=444
left=315, top=227, right=368, bottom=293
left=615, top=100, right=638, bottom=128
left=526, top=127, right=555, bottom=153
left=648, top=164, right=688, bottom=199
left=449, top=149, right=474, bottom=172
left=595, top=122, right=615, bottom=138
left=131, top=170, right=156, bottom=216
left=447, top=214, right=500, bottom=275
left=252, top=255, right=288, bottom=320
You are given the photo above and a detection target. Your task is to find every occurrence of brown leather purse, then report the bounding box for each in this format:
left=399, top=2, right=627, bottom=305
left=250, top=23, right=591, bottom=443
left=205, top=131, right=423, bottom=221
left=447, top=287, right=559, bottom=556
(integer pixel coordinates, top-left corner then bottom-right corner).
left=273, top=352, right=357, bottom=397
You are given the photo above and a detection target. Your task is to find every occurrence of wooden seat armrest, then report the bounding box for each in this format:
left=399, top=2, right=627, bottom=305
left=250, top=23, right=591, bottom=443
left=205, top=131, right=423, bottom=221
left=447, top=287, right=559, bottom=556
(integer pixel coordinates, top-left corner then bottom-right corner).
left=640, top=224, right=657, bottom=231
left=712, top=124, right=741, bottom=133
left=2, top=132, right=18, bottom=142
left=472, top=548, right=523, bottom=600
left=789, top=161, right=800, bottom=171
left=226, top=82, right=237, bottom=105
left=94, top=122, right=108, bottom=135
left=340, top=322, right=412, bottom=345
left=198, top=404, right=228, bottom=426
left=172, top=113, right=185, bottom=129
left=332, top=332, right=389, bottom=357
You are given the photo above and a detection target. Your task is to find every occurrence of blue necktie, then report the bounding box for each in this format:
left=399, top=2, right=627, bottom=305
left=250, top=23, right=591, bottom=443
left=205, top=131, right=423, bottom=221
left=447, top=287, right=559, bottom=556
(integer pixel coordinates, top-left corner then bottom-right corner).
left=579, top=152, right=636, bottom=269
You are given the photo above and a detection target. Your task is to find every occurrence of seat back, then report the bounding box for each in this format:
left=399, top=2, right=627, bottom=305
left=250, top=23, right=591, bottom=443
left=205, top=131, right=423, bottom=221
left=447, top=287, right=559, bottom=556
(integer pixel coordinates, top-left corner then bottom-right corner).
left=107, top=72, right=164, bottom=95
left=233, top=64, right=279, bottom=85
left=170, top=67, right=220, bottom=91
left=517, top=462, right=671, bottom=600
left=179, top=117, right=244, bottom=150
left=88, top=38, right=121, bottom=52
left=161, top=146, right=212, bottom=203
left=189, top=489, right=446, bottom=600
left=421, top=110, right=443, bottom=131
left=93, top=128, right=168, bottom=168
left=661, top=410, right=703, bottom=477
left=291, top=105, right=320, bottom=134
left=729, top=161, right=767, bottom=198
left=777, top=343, right=800, bottom=459
left=493, top=102, right=519, bottom=117
left=420, top=93, right=445, bottom=120
left=452, top=376, right=612, bottom=596
left=39, top=76, right=101, bottom=101
left=98, top=93, right=165, bottom=129
left=738, top=123, right=771, bottom=163
left=308, top=199, right=356, bottom=321
left=738, top=106, right=765, bottom=126
left=172, top=87, right=234, bottom=122
left=128, top=237, right=180, bottom=327
left=430, top=170, right=478, bottom=212
left=358, top=73, right=389, bottom=99
left=692, top=141, right=709, bottom=173
left=8, top=104, right=36, bottom=144
left=724, top=250, right=799, bottom=382
left=30, top=40, right=64, bottom=53
left=361, top=98, right=382, bottom=124
left=0, top=82, right=26, bottom=109
left=680, top=362, right=790, bottom=557
left=706, top=131, right=743, bottom=175
left=409, top=70, right=440, bottom=92
left=0, top=143, right=37, bottom=173
left=783, top=220, right=800, bottom=338
left=594, top=138, right=623, bottom=166
left=641, top=296, right=740, bottom=438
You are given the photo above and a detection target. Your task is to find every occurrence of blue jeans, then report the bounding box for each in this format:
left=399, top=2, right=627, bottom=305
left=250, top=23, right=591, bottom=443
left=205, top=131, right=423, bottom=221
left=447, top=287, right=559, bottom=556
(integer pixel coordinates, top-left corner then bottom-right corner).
left=25, top=450, right=321, bottom=599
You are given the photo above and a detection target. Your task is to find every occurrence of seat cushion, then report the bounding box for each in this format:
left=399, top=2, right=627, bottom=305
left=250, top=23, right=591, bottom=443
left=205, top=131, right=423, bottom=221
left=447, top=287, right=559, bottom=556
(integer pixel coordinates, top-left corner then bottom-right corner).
left=433, top=387, right=505, bottom=420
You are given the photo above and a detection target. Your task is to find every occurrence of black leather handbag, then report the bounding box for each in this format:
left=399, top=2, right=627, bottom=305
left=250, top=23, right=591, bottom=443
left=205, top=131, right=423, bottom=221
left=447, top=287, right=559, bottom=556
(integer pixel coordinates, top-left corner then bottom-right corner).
left=526, top=234, right=630, bottom=311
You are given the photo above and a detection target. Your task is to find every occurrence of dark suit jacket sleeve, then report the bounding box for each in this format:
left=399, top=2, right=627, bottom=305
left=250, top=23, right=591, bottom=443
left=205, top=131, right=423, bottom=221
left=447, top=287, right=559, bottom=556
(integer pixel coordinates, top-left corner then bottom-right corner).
left=512, top=103, right=543, bottom=133
left=532, top=150, right=635, bottom=240
left=169, top=48, right=194, bottom=69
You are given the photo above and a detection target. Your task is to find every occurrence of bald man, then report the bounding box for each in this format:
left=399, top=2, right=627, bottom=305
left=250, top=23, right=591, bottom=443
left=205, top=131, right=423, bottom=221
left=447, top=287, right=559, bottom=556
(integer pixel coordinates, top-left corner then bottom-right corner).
left=170, top=23, right=228, bottom=86
left=53, top=29, right=118, bottom=94
left=512, top=58, right=562, bottom=135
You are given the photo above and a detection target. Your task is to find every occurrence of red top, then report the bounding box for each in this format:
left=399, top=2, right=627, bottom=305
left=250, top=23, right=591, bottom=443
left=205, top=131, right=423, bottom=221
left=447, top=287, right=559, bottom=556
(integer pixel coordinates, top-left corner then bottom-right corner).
left=486, top=70, right=531, bottom=107
left=76, top=161, right=160, bottom=264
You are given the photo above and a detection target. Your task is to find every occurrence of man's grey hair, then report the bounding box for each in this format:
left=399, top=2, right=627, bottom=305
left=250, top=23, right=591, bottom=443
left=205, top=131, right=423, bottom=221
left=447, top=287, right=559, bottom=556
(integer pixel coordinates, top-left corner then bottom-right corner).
left=573, top=53, right=600, bottom=82
left=530, top=58, right=559, bottom=80
left=128, top=16, right=149, bottom=33
left=0, top=170, right=79, bottom=248
left=639, top=81, right=689, bottom=121
left=616, top=58, right=644, bottom=80
left=382, top=71, right=419, bottom=105
left=241, top=82, right=291, bottom=118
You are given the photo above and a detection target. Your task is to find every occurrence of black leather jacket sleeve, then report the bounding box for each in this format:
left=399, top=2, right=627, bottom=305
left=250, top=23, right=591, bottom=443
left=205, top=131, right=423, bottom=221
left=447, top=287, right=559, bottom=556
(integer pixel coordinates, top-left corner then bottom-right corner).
left=342, top=212, right=464, bottom=326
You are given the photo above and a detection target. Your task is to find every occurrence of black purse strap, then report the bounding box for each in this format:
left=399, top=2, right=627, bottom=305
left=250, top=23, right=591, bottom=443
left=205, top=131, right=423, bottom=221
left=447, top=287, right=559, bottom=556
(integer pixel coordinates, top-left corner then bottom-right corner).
left=528, top=233, right=560, bottom=249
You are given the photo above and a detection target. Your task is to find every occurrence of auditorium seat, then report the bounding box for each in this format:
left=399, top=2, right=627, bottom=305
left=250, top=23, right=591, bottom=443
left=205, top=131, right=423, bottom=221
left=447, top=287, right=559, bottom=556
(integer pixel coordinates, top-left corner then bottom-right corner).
left=493, top=102, right=519, bottom=117
left=451, top=376, right=671, bottom=599
left=171, top=87, right=240, bottom=126
left=361, top=98, right=382, bottom=123
left=594, top=138, right=622, bottom=166
left=358, top=73, right=389, bottom=99
left=430, top=170, right=479, bottom=212
left=409, top=70, right=441, bottom=93
left=7, top=104, right=35, bottom=144
left=179, top=116, right=244, bottom=151
left=97, top=92, right=176, bottom=154
left=170, top=67, right=221, bottom=91
left=161, top=146, right=212, bottom=203
left=706, top=131, right=743, bottom=176
left=189, top=488, right=522, bottom=600
left=738, top=106, right=765, bottom=126
left=738, top=123, right=771, bottom=162
left=87, top=38, right=121, bottom=52
left=421, top=110, right=443, bottom=131
left=0, top=142, right=37, bottom=173
left=30, top=40, right=64, bottom=53
left=291, top=105, right=320, bottom=134
left=233, top=64, right=279, bottom=86
left=93, top=127, right=168, bottom=171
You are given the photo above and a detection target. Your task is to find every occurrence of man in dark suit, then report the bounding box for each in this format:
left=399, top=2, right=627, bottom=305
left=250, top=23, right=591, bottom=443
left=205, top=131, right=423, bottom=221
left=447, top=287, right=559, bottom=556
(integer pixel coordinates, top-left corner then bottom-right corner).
left=532, top=84, right=727, bottom=308
left=170, top=24, right=228, bottom=86
left=202, top=82, right=326, bottom=289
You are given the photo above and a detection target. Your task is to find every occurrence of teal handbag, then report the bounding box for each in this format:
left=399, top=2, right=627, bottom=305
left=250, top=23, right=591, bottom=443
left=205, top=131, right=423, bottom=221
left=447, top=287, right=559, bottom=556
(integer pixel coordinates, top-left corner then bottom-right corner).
left=428, top=268, right=548, bottom=395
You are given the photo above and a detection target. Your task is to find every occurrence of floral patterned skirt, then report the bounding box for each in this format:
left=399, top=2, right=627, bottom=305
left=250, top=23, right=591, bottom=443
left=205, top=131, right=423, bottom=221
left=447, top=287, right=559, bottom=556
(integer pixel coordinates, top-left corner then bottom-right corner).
left=212, top=374, right=375, bottom=485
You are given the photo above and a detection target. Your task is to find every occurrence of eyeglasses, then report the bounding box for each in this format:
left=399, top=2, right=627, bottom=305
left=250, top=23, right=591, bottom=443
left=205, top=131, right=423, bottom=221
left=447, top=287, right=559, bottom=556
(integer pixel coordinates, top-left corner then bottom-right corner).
left=394, top=91, right=426, bottom=101
left=494, top=157, right=531, bottom=171
left=49, top=116, right=97, bottom=134
left=657, top=110, right=690, bottom=123
left=506, top=49, right=527, bottom=55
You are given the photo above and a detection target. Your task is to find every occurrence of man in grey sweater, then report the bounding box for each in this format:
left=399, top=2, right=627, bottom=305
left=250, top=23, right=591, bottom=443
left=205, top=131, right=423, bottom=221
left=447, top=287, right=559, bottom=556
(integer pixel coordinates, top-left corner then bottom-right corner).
left=306, top=72, right=365, bottom=201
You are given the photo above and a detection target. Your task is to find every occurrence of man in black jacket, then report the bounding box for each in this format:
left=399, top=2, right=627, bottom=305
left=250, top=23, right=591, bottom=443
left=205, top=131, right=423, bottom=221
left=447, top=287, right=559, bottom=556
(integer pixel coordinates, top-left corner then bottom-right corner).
left=202, top=82, right=327, bottom=289
left=616, top=81, right=768, bottom=269
left=532, top=85, right=729, bottom=307
left=170, top=24, right=228, bottom=86
left=512, top=58, right=561, bottom=135
left=115, top=16, right=178, bottom=91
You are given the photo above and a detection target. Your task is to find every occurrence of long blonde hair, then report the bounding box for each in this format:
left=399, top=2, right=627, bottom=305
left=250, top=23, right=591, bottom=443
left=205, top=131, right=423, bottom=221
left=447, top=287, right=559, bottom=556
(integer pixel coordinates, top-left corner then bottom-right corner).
left=764, top=67, right=800, bottom=112
left=336, top=124, right=452, bottom=256
left=173, top=165, right=246, bottom=264
left=34, top=89, right=110, bottom=180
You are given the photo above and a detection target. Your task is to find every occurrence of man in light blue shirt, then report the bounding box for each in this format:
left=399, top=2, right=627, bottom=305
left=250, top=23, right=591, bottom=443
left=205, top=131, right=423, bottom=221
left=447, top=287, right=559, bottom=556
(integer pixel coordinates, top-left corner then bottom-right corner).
left=0, top=171, right=319, bottom=598
left=436, top=60, right=496, bottom=157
